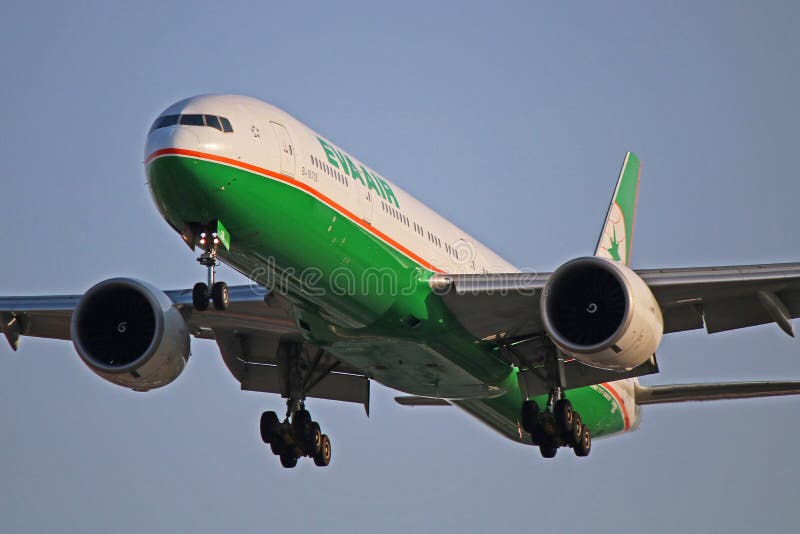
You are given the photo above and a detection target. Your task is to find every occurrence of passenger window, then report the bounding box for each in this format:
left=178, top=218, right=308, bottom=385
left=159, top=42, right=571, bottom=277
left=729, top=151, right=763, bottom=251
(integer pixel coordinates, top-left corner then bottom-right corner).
left=180, top=114, right=205, bottom=126
left=205, top=115, right=222, bottom=131
left=221, top=117, right=234, bottom=132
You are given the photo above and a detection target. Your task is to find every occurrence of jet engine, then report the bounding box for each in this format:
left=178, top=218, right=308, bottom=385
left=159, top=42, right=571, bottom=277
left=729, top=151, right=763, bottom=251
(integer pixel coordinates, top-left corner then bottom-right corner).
left=541, top=256, right=663, bottom=371
left=70, top=278, right=190, bottom=391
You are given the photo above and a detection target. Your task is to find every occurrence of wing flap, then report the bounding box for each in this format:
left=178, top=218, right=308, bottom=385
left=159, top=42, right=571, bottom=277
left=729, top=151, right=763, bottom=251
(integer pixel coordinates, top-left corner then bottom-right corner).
left=213, top=327, right=370, bottom=412
left=635, top=381, right=800, bottom=405
left=394, top=396, right=451, bottom=406
left=639, top=262, right=800, bottom=334
left=239, top=363, right=370, bottom=405
left=0, top=294, right=78, bottom=342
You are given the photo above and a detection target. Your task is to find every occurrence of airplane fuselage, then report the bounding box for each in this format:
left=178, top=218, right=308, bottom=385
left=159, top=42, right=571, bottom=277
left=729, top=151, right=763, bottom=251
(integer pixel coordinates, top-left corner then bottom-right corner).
left=145, top=94, right=636, bottom=443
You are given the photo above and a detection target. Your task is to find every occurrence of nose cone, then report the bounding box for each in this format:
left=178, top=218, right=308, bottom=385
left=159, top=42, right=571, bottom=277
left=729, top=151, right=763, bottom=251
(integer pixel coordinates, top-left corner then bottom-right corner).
left=146, top=124, right=232, bottom=229
left=146, top=124, right=201, bottom=159
left=145, top=95, right=252, bottom=236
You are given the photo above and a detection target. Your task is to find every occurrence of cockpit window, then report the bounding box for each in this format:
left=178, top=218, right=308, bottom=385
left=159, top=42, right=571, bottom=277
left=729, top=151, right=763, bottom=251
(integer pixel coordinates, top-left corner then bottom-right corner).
left=149, top=113, right=234, bottom=133
left=205, top=115, right=222, bottom=131
left=179, top=114, right=205, bottom=126
left=150, top=114, right=179, bottom=131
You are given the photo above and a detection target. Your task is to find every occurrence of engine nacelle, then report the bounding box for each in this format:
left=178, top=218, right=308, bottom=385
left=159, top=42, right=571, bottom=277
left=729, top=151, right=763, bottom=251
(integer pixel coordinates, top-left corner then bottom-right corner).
left=541, top=257, right=663, bottom=371
left=70, top=278, right=190, bottom=392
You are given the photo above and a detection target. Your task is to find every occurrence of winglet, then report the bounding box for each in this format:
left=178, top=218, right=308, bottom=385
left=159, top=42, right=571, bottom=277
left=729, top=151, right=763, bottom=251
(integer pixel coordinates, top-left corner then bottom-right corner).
left=594, top=152, right=641, bottom=266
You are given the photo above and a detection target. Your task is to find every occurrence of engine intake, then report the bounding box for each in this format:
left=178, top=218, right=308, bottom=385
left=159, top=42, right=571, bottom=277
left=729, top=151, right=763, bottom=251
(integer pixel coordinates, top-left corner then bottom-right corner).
left=541, top=257, right=663, bottom=371
left=70, top=278, right=190, bottom=391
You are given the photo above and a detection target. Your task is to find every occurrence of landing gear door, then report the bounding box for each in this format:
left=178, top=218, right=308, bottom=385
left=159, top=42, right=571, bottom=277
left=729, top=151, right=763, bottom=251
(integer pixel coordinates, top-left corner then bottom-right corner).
left=270, top=122, right=295, bottom=177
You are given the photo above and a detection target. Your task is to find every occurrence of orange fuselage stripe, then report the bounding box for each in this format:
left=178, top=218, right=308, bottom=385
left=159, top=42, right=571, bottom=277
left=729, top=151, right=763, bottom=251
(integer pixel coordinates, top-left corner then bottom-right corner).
left=600, top=381, right=631, bottom=431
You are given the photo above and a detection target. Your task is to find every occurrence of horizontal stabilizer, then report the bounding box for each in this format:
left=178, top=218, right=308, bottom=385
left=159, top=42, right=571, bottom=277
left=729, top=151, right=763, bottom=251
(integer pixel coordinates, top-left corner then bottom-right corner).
left=635, top=381, right=800, bottom=405
left=394, top=396, right=451, bottom=407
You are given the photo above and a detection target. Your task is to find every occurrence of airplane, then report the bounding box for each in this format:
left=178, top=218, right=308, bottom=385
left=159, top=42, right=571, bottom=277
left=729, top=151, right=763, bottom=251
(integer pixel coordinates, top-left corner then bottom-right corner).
left=3, top=94, right=800, bottom=468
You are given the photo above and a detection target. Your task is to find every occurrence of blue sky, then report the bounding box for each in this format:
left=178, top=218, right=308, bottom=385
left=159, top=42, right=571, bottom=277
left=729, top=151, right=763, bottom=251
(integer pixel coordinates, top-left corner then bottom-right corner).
left=1, top=1, right=799, bottom=532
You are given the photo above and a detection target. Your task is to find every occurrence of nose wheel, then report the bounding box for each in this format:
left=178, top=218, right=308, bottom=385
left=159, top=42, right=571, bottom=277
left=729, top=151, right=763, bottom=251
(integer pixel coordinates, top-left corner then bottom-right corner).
left=192, top=230, right=229, bottom=311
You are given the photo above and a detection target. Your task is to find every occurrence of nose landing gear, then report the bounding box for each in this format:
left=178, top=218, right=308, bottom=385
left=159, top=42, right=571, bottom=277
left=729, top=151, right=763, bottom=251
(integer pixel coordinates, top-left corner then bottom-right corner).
left=192, top=229, right=229, bottom=311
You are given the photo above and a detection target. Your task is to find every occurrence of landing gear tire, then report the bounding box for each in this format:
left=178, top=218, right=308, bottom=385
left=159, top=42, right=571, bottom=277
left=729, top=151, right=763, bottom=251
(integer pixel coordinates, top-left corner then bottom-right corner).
left=575, top=425, right=592, bottom=457
left=304, top=422, right=322, bottom=457
left=570, top=413, right=583, bottom=447
left=539, top=443, right=557, bottom=459
left=270, top=440, right=284, bottom=456
left=192, top=282, right=209, bottom=311
left=260, top=411, right=280, bottom=444
left=555, top=399, right=575, bottom=438
left=314, top=434, right=332, bottom=466
left=279, top=452, right=298, bottom=468
left=212, top=281, right=229, bottom=311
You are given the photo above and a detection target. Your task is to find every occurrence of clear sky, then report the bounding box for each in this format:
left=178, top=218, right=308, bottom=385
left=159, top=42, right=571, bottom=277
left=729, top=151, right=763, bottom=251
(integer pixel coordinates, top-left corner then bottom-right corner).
left=1, top=1, right=799, bottom=532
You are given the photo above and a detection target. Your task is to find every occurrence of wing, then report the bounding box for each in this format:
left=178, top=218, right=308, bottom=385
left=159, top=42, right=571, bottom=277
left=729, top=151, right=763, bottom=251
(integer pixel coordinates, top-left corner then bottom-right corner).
left=638, top=262, right=800, bottom=335
left=432, top=261, right=800, bottom=340
left=0, top=285, right=369, bottom=409
left=0, top=285, right=297, bottom=345
left=431, top=262, right=800, bottom=395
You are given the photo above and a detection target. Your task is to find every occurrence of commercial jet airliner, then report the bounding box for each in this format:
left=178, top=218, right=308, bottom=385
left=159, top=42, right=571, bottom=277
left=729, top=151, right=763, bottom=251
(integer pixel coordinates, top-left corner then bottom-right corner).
left=3, top=94, right=800, bottom=467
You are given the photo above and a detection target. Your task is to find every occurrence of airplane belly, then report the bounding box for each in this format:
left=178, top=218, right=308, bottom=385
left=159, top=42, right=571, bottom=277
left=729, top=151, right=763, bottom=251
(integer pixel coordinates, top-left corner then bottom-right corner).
left=327, top=337, right=512, bottom=399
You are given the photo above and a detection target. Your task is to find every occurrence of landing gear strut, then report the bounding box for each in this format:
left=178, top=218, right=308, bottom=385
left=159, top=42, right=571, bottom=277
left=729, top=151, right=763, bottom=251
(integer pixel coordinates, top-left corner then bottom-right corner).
left=259, top=342, right=334, bottom=468
left=192, top=229, right=229, bottom=311
left=520, top=343, right=592, bottom=459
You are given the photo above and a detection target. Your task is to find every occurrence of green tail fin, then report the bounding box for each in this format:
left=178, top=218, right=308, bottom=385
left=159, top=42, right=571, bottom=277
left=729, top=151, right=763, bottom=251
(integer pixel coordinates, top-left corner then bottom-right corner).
left=594, top=152, right=641, bottom=266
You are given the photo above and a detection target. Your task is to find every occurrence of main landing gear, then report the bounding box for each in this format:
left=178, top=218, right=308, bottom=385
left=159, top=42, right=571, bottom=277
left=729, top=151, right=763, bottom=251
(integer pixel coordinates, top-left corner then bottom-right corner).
left=259, top=341, right=335, bottom=468
left=521, top=387, right=592, bottom=459
left=260, top=405, right=332, bottom=468
left=192, top=230, right=229, bottom=311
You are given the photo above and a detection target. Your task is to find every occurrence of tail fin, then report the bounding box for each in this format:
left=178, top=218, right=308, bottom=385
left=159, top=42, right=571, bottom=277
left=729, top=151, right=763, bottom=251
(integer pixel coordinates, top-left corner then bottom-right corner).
left=594, top=152, right=641, bottom=266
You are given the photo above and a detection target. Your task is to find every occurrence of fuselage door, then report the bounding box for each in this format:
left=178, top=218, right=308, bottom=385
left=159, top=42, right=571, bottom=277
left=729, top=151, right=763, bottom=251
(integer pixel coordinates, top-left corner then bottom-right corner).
left=270, top=121, right=295, bottom=177
left=360, top=188, right=374, bottom=225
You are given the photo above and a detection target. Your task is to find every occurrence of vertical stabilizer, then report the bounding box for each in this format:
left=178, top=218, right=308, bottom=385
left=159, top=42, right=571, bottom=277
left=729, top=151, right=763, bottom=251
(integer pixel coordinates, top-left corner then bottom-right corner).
left=594, top=152, right=641, bottom=266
